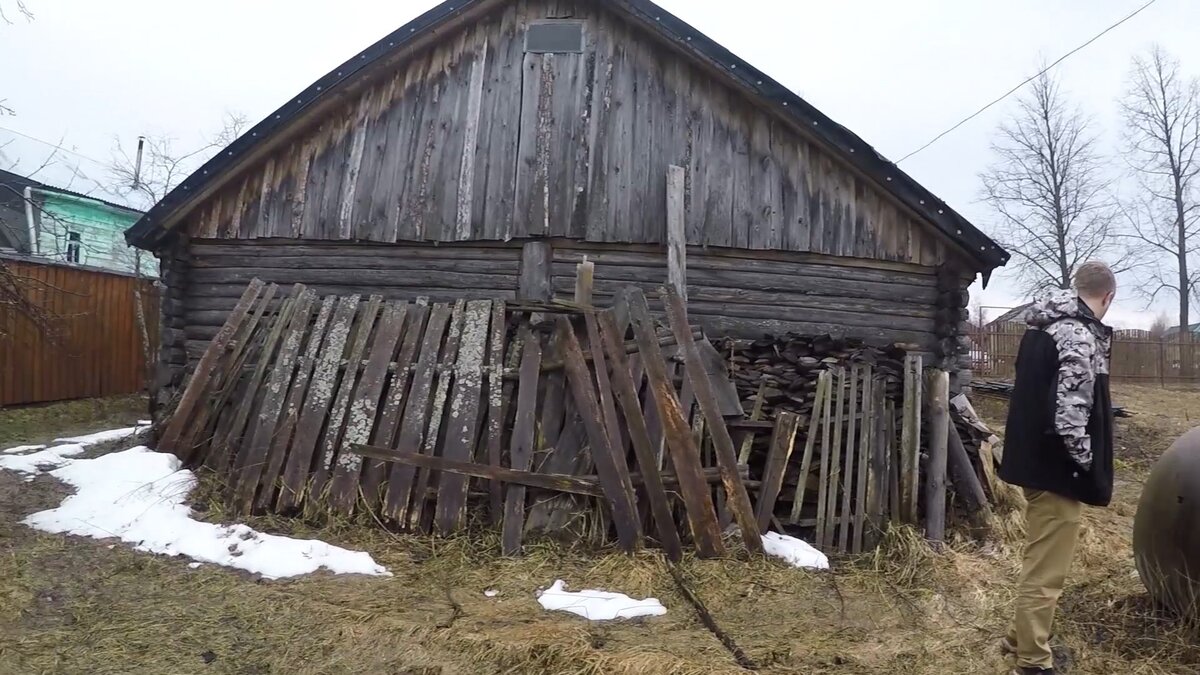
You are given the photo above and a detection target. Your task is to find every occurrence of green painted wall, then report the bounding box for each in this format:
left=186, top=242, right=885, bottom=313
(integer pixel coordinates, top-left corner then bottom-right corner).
left=33, top=190, right=154, bottom=277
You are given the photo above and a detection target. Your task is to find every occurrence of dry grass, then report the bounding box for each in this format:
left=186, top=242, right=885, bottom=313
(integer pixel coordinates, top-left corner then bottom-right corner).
left=1, top=389, right=1199, bottom=673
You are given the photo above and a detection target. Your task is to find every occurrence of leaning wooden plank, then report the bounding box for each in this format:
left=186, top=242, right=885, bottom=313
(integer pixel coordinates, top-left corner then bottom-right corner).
left=661, top=286, right=762, bottom=554
left=790, top=370, right=829, bottom=523
left=839, top=365, right=860, bottom=552
left=823, top=367, right=846, bottom=551
left=232, top=287, right=316, bottom=513
left=383, top=303, right=451, bottom=523
left=257, top=295, right=337, bottom=513
left=226, top=293, right=300, bottom=503
left=887, top=399, right=900, bottom=521
left=308, top=295, right=383, bottom=512
left=360, top=304, right=427, bottom=511
left=696, top=338, right=742, bottom=418
left=435, top=300, right=493, bottom=534
left=866, top=377, right=888, bottom=549
left=328, top=302, right=407, bottom=515
left=584, top=311, right=629, bottom=492
left=853, top=368, right=874, bottom=554
left=626, top=290, right=723, bottom=557
left=484, top=300, right=508, bottom=523
left=276, top=295, right=360, bottom=512
left=756, top=411, right=800, bottom=533
left=556, top=316, right=642, bottom=552
left=814, top=368, right=835, bottom=549
left=410, top=299, right=466, bottom=531
left=203, top=284, right=280, bottom=472
left=502, top=327, right=542, bottom=556
left=160, top=279, right=264, bottom=461
left=355, top=446, right=604, bottom=498
left=598, top=310, right=684, bottom=563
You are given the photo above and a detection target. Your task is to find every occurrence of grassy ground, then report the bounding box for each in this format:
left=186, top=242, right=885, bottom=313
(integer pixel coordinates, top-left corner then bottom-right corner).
left=0, top=387, right=1198, bottom=674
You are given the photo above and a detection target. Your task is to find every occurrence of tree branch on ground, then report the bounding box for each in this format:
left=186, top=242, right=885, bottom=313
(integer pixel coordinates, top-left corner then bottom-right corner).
left=980, top=70, right=1128, bottom=296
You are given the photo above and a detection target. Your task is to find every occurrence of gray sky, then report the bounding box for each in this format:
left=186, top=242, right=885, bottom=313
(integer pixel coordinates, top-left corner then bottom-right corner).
left=3, top=0, right=1198, bottom=328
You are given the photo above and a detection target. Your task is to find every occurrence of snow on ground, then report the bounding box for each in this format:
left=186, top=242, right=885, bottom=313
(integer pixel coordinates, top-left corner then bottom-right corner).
left=53, top=424, right=149, bottom=446
left=1, top=431, right=390, bottom=580
left=762, top=532, right=830, bottom=570
left=537, top=580, right=667, bottom=621
left=3, top=444, right=46, bottom=455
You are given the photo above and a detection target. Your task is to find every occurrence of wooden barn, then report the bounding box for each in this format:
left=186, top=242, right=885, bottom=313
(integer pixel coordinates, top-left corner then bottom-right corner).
left=125, top=0, right=1008, bottom=412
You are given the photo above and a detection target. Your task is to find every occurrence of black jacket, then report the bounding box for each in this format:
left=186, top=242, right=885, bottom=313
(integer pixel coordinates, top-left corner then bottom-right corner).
left=998, top=291, right=1115, bottom=506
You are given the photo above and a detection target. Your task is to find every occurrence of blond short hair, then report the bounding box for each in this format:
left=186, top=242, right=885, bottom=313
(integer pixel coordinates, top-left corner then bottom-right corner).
left=1074, top=261, right=1117, bottom=297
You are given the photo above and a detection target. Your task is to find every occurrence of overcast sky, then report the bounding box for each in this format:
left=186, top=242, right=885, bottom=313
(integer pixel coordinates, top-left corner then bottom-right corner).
left=3, top=0, right=1198, bottom=328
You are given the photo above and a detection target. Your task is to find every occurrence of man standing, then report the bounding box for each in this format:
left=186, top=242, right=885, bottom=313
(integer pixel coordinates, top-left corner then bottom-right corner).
left=999, top=261, right=1117, bottom=675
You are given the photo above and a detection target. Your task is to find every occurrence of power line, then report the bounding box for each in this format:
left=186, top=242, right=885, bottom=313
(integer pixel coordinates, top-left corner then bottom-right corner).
left=0, top=123, right=110, bottom=168
left=896, top=0, right=1159, bottom=164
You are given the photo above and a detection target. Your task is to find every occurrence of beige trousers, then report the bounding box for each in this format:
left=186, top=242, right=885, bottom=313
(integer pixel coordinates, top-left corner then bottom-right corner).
left=1005, top=488, right=1083, bottom=670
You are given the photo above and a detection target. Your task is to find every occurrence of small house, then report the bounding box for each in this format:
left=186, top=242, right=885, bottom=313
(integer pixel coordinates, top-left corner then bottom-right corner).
left=125, top=0, right=1008, bottom=407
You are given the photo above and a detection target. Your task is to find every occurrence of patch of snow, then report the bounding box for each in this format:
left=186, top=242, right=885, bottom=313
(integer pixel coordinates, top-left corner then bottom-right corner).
left=0, top=443, right=88, bottom=475
left=762, top=532, right=830, bottom=570
left=4, top=441, right=390, bottom=581
left=3, top=444, right=47, bottom=455
left=53, top=425, right=146, bottom=446
left=537, top=580, right=666, bottom=621
left=188, top=562, right=203, bottom=569
left=484, top=589, right=498, bottom=598
left=137, top=420, right=152, bottom=426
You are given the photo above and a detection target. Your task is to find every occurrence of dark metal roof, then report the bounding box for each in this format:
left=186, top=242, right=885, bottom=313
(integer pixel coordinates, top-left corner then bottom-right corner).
left=124, top=0, right=1009, bottom=275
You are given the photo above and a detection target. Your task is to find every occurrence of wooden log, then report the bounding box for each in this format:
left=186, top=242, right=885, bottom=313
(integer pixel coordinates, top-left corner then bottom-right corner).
left=627, top=289, right=723, bottom=557
left=947, top=418, right=990, bottom=516
left=159, top=279, right=265, bottom=461
left=435, top=300, right=493, bottom=533
left=556, top=316, right=643, bottom=551
left=518, top=240, right=553, bottom=302
left=598, top=311, right=684, bottom=563
left=900, top=354, right=924, bottom=524
left=276, top=295, right=359, bottom=512
left=924, top=369, right=950, bottom=545
left=574, top=256, right=595, bottom=305
left=756, top=411, right=800, bottom=532
left=790, top=370, right=830, bottom=523
left=502, top=328, right=542, bottom=555
left=666, top=165, right=687, bottom=300
left=662, top=286, right=762, bottom=554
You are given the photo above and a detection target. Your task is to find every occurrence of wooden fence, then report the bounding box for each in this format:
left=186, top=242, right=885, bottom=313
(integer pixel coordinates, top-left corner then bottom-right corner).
left=1, top=255, right=158, bottom=407
left=970, top=321, right=1200, bottom=386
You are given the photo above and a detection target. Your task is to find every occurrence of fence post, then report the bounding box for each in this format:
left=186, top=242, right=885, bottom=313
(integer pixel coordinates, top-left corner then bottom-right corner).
left=1159, top=340, right=1166, bottom=389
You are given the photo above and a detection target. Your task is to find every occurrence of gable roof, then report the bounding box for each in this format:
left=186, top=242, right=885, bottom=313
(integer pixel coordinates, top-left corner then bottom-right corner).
left=0, top=168, right=144, bottom=216
left=124, top=0, right=1008, bottom=276
left=987, top=302, right=1033, bottom=326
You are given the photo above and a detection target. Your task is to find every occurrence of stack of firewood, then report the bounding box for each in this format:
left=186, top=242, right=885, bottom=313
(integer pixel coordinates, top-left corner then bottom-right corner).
left=715, top=333, right=909, bottom=420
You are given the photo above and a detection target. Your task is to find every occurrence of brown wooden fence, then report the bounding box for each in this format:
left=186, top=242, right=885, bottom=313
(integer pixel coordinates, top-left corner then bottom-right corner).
left=970, top=321, right=1200, bottom=386
left=1, top=255, right=158, bottom=407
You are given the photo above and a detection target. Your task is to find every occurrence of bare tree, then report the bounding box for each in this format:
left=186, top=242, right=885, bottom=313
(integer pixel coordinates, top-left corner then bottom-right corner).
left=0, top=0, right=32, bottom=24
left=1149, top=313, right=1171, bottom=340
left=980, top=71, right=1126, bottom=295
left=1119, top=46, right=1200, bottom=341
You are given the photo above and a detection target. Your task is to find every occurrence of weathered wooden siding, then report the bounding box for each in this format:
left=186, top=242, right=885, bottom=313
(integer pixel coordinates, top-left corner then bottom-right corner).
left=183, top=0, right=949, bottom=266
left=180, top=239, right=937, bottom=362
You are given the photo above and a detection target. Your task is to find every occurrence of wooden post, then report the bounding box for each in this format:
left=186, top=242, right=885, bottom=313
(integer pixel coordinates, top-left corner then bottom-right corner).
left=946, top=418, right=991, bottom=517
left=900, top=354, right=924, bottom=523
left=518, top=240, right=553, bottom=302
left=666, top=165, right=687, bottom=301
left=924, top=369, right=950, bottom=546
left=574, top=255, right=595, bottom=306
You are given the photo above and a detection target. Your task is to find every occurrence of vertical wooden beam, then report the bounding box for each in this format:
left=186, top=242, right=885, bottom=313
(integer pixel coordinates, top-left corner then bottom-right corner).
left=900, top=354, right=924, bottom=523
left=839, top=365, right=859, bottom=552
left=815, top=369, right=835, bottom=549
left=823, top=367, right=846, bottom=551
left=501, top=328, right=541, bottom=556
left=662, top=287, right=762, bottom=554
left=518, top=240, right=553, bottom=301
left=666, top=165, right=687, bottom=300
left=574, top=256, right=595, bottom=306
left=924, top=369, right=950, bottom=545
left=789, top=370, right=829, bottom=524
left=852, top=368, right=874, bottom=554
left=756, top=411, right=800, bottom=532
